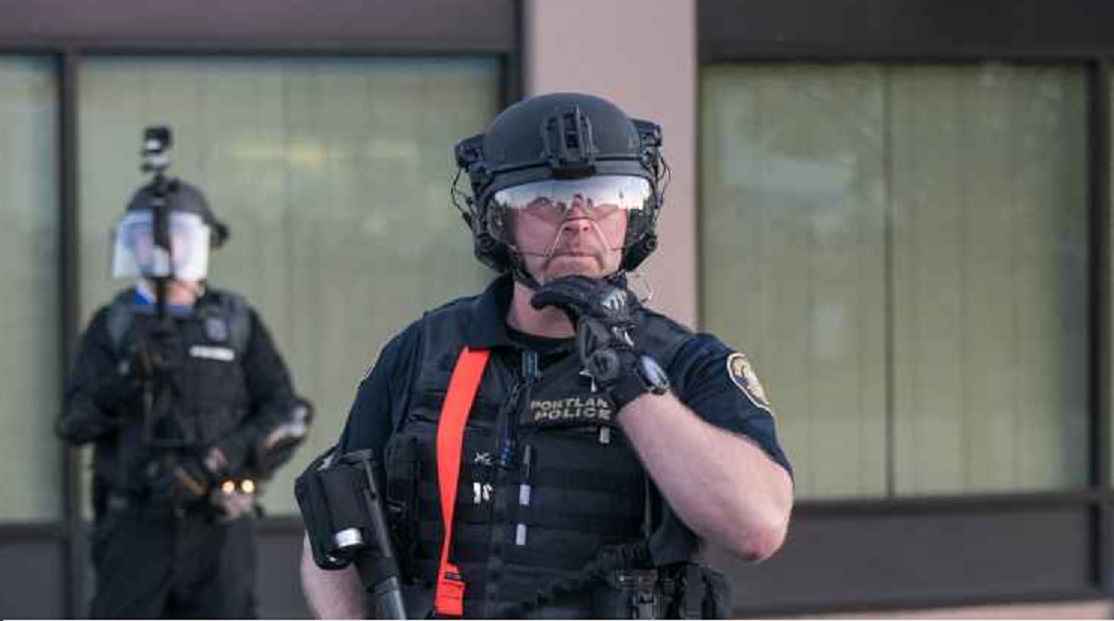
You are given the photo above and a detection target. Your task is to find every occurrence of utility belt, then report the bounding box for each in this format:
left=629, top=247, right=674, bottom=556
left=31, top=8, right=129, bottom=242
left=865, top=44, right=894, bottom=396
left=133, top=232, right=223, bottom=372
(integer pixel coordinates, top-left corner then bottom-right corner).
left=95, top=467, right=259, bottom=522
left=591, top=562, right=731, bottom=619
left=101, top=490, right=212, bottom=519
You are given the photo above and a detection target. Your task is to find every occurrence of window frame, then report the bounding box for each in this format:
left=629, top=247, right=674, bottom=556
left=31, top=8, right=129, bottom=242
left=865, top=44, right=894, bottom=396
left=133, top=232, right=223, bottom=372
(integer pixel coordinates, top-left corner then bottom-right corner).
left=698, top=0, right=1114, bottom=614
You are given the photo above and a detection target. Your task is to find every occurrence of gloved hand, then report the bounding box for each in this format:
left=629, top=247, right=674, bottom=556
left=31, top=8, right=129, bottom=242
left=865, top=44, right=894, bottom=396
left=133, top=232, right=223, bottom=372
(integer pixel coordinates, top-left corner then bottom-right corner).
left=253, top=398, right=314, bottom=477
left=145, top=453, right=216, bottom=507
left=206, top=436, right=251, bottom=479
left=129, top=326, right=185, bottom=383
left=200, top=445, right=259, bottom=521
left=531, top=276, right=649, bottom=410
left=150, top=449, right=258, bottom=519
left=93, top=327, right=182, bottom=415
left=172, top=453, right=216, bottom=501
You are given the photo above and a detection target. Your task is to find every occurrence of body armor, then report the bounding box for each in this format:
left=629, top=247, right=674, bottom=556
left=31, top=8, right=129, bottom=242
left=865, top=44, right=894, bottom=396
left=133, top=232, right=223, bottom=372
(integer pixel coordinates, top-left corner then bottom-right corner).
left=383, top=289, right=693, bottom=618
left=94, top=288, right=252, bottom=499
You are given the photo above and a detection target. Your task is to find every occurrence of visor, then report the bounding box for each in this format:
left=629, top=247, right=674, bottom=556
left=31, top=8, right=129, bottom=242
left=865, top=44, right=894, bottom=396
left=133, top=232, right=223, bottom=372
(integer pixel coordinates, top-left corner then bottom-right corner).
left=111, top=210, right=211, bottom=281
left=490, top=175, right=652, bottom=254
left=491, top=175, right=651, bottom=220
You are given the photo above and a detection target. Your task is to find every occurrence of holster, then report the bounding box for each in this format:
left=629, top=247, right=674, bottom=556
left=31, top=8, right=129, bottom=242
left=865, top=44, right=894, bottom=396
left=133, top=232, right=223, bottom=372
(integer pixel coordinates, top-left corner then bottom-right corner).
left=591, top=562, right=732, bottom=619
left=295, top=448, right=365, bottom=569
left=294, top=448, right=399, bottom=574
left=663, top=562, right=732, bottom=619
left=295, top=448, right=408, bottom=619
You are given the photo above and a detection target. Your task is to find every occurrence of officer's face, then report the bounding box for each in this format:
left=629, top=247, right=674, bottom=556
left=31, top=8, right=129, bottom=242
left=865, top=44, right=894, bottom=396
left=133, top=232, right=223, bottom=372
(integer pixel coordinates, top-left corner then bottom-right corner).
left=130, top=227, right=155, bottom=267
left=511, top=194, right=627, bottom=284
left=129, top=226, right=195, bottom=270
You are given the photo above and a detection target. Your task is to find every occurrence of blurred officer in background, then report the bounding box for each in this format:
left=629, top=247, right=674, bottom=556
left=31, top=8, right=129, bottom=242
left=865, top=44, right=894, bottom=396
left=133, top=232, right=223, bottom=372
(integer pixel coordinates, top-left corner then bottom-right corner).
left=57, top=127, right=313, bottom=619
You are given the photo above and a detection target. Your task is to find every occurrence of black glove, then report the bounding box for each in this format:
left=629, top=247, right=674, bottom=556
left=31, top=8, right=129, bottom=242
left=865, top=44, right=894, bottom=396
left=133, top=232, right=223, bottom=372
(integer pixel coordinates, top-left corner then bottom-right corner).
left=129, top=325, right=185, bottom=383
left=207, top=435, right=251, bottom=479
left=252, top=398, right=314, bottom=477
left=173, top=454, right=215, bottom=500
left=92, top=327, right=182, bottom=415
left=146, top=453, right=215, bottom=506
left=531, top=276, right=666, bottom=411
left=160, top=450, right=258, bottom=519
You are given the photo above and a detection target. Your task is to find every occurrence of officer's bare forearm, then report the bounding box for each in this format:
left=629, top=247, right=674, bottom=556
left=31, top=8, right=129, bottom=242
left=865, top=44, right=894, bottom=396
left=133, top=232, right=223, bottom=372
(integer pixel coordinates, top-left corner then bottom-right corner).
left=300, top=533, right=365, bottom=619
left=618, top=394, right=793, bottom=561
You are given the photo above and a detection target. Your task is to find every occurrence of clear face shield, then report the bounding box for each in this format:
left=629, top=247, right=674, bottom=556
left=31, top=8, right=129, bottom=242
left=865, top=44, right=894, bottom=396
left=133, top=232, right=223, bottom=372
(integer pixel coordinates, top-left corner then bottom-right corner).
left=110, top=210, right=211, bottom=281
left=488, top=175, right=653, bottom=277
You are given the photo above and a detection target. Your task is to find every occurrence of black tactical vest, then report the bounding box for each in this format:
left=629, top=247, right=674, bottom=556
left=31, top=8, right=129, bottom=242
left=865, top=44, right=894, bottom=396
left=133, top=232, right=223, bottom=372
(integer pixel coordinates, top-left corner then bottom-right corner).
left=97, top=288, right=253, bottom=493
left=383, top=292, right=693, bottom=618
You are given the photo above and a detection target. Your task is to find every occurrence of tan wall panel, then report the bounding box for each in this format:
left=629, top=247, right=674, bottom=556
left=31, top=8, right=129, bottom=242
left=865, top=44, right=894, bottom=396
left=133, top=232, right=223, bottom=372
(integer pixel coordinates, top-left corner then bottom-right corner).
left=524, top=0, right=697, bottom=327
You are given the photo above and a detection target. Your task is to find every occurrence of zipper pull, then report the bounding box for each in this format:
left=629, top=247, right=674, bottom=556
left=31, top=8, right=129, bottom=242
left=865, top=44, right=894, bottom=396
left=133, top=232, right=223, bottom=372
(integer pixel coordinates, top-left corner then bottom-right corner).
left=500, top=350, right=539, bottom=468
left=498, top=380, right=523, bottom=468
left=522, top=350, right=540, bottom=385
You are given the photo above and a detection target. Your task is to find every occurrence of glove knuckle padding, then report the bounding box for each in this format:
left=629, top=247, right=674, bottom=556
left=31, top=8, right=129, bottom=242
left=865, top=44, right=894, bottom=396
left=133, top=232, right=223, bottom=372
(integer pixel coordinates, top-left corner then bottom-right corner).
left=588, top=349, right=623, bottom=382
left=532, top=275, right=633, bottom=320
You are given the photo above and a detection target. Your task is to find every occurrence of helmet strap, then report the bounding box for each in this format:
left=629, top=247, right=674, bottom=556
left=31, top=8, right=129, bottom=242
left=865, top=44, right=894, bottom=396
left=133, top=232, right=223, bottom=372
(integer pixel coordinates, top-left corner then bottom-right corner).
left=506, top=249, right=542, bottom=291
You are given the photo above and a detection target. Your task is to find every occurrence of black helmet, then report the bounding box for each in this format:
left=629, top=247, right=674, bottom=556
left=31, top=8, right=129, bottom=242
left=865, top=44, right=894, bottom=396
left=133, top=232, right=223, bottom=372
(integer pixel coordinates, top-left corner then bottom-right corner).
left=126, top=179, right=230, bottom=248
left=453, top=92, right=666, bottom=281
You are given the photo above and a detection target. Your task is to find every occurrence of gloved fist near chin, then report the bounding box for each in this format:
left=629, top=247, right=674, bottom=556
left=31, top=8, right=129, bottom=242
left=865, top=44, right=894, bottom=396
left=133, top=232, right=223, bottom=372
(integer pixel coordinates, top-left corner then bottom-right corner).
left=531, top=275, right=669, bottom=412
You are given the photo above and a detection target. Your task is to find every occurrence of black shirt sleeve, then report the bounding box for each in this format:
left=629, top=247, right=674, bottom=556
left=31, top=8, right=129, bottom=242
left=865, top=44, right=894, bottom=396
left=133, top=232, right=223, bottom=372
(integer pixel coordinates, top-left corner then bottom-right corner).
left=336, top=322, right=423, bottom=458
left=216, top=306, right=300, bottom=456
left=56, top=307, right=125, bottom=444
left=668, top=333, right=793, bottom=477
left=242, top=307, right=297, bottom=413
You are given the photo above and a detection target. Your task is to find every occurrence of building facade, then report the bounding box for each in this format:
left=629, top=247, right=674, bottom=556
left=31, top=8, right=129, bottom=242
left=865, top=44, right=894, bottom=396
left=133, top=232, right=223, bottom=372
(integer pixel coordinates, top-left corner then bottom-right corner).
left=1, top=0, right=1112, bottom=616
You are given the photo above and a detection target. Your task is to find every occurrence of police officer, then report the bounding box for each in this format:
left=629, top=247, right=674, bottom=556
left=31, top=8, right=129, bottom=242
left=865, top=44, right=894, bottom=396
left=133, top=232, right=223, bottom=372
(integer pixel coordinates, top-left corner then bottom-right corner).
left=300, top=93, right=794, bottom=618
left=57, top=166, right=312, bottom=618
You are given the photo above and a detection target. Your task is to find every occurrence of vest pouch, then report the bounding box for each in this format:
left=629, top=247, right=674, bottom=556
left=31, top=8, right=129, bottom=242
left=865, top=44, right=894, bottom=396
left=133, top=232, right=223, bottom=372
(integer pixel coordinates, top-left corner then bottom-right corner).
left=592, top=568, right=662, bottom=619
left=189, top=342, right=249, bottom=447
left=383, top=434, right=422, bottom=580
left=664, top=563, right=732, bottom=619
left=195, top=403, right=247, bottom=448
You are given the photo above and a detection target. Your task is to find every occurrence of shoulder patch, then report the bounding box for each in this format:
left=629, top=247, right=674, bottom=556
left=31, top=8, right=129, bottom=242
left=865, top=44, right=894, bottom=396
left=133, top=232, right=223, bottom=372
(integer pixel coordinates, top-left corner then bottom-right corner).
left=726, top=352, right=773, bottom=414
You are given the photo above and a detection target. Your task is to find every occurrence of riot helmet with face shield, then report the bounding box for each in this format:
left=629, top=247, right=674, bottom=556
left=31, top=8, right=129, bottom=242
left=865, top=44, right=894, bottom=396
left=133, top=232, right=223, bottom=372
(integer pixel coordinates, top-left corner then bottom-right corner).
left=110, top=180, right=230, bottom=282
left=452, top=93, right=666, bottom=287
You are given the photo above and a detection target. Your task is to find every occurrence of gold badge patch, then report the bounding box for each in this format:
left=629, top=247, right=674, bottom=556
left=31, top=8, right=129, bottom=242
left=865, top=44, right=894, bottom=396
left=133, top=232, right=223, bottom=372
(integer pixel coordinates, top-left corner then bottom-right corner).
left=727, top=352, right=772, bottom=413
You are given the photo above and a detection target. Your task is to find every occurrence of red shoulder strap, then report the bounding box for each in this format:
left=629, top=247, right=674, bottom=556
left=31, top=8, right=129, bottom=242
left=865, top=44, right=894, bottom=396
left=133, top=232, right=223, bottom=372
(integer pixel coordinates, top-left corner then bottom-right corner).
left=433, top=346, right=491, bottom=617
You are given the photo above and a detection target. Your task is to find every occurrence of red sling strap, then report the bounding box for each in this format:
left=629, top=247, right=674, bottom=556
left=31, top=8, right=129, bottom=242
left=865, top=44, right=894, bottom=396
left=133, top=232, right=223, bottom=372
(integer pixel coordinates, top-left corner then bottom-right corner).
left=433, top=346, right=491, bottom=617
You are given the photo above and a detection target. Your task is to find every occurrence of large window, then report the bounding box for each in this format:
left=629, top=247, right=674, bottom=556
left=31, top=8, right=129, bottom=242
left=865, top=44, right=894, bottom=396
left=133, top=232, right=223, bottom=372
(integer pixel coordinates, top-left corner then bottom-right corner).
left=78, top=57, right=500, bottom=514
left=702, top=63, right=1089, bottom=499
left=0, top=57, right=61, bottom=522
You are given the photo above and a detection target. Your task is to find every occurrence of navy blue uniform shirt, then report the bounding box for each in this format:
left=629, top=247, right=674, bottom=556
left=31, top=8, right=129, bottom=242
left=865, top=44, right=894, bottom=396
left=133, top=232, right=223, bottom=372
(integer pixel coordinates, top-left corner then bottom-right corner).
left=337, top=276, right=791, bottom=477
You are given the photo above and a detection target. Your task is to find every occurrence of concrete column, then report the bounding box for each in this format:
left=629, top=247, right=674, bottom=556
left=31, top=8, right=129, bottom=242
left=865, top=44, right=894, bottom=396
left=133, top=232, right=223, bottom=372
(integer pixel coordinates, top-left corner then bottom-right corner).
left=524, top=0, right=698, bottom=328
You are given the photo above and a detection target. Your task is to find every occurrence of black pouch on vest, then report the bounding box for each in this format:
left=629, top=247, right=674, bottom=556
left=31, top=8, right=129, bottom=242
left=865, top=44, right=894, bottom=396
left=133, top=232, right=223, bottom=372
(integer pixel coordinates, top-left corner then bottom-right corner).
left=383, top=437, right=420, bottom=547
